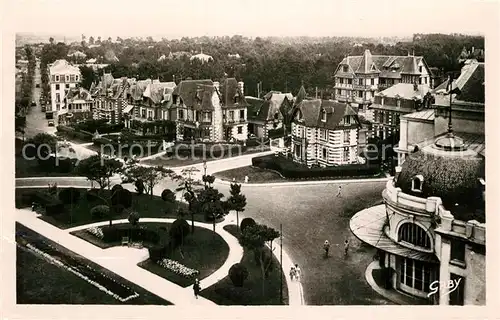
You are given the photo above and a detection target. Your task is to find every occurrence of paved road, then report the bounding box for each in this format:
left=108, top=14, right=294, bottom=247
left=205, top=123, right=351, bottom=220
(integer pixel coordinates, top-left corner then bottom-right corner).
left=22, top=61, right=56, bottom=138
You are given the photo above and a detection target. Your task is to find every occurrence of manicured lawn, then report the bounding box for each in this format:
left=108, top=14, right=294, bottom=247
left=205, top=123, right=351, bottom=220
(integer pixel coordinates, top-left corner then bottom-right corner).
left=214, top=165, right=385, bottom=184
left=214, top=166, right=286, bottom=183
left=14, top=188, right=207, bottom=229
left=16, top=223, right=172, bottom=305
left=15, top=139, right=78, bottom=178
left=137, top=224, right=230, bottom=288
left=142, top=147, right=270, bottom=168
left=199, top=224, right=287, bottom=305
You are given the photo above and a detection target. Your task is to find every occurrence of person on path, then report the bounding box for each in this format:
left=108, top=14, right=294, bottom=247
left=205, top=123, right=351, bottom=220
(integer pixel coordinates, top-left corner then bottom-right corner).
left=193, top=278, right=201, bottom=299
left=289, top=266, right=296, bottom=281
left=344, top=239, right=350, bottom=256
left=336, top=185, right=342, bottom=197
left=294, top=264, right=301, bottom=281
left=323, top=240, right=330, bottom=257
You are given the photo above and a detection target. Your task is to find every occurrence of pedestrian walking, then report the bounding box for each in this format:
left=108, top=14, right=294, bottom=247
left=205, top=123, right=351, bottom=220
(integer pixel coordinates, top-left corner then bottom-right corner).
left=344, top=239, right=350, bottom=256
left=289, top=266, right=296, bottom=281
left=294, top=264, right=301, bottom=281
left=323, top=240, right=330, bottom=257
left=31, top=202, right=36, bottom=211
left=193, top=278, right=201, bottom=299
left=336, top=185, right=342, bottom=197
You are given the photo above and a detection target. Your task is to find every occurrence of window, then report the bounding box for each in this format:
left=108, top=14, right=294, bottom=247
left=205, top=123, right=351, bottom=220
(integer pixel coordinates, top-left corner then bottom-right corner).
left=449, top=274, right=465, bottom=305
left=322, top=148, right=327, bottom=159
left=412, top=175, right=424, bottom=192
left=239, top=109, right=245, bottom=120
left=371, top=78, right=375, bottom=85
left=359, top=79, right=363, bottom=86
left=343, top=147, right=350, bottom=161
left=295, top=144, right=301, bottom=158
left=56, top=93, right=60, bottom=103
left=358, top=91, right=363, bottom=98
left=424, top=77, right=428, bottom=84
left=55, top=75, right=60, bottom=82
left=337, top=89, right=341, bottom=94
left=76, top=75, right=79, bottom=82
left=229, top=111, right=234, bottom=121
left=419, top=66, right=423, bottom=73
left=203, top=112, right=210, bottom=122
left=237, top=126, right=243, bottom=134
left=344, top=116, right=351, bottom=125
left=142, top=109, right=146, bottom=118
left=450, top=241, right=466, bottom=266
left=398, top=222, right=431, bottom=249
left=344, top=130, right=350, bottom=144
left=148, top=110, right=153, bottom=119
left=398, top=257, right=432, bottom=293
left=343, top=66, right=348, bottom=72
left=70, top=75, right=75, bottom=82
left=178, top=109, right=184, bottom=119
left=321, top=109, right=326, bottom=122
left=66, top=75, right=70, bottom=82
left=347, top=78, right=352, bottom=85
left=319, top=129, right=327, bottom=140
left=56, top=84, right=60, bottom=90
left=66, top=84, right=70, bottom=89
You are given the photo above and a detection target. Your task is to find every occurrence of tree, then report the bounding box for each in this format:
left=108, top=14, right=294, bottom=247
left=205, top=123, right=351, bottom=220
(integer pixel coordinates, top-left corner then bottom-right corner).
left=173, top=167, right=204, bottom=233
left=89, top=36, right=95, bottom=45
left=25, top=133, right=58, bottom=158
left=197, top=186, right=226, bottom=234
left=161, top=189, right=176, bottom=202
left=239, top=223, right=280, bottom=296
left=227, top=183, right=247, bottom=231
left=76, top=155, right=123, bottom=191
left=128, top=211, right=140, bottom=227
left=49, top=37, right=54, bottom=44
left=228, top=263, right=249, bottom=287
left=240, top=217, right=256, bottom=233
left=79, top=66, right=98, bottom=90
left=121, top=163, right=174, bottom=198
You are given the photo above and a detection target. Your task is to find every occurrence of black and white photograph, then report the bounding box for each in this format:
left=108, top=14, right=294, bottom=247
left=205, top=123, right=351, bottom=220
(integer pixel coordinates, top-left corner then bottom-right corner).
left=2, top=0, right=498, bottom=318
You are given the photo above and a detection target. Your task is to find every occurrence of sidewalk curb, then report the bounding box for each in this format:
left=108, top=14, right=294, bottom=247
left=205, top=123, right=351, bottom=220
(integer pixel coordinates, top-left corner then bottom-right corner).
left=216, top=177, right=392, bottom=187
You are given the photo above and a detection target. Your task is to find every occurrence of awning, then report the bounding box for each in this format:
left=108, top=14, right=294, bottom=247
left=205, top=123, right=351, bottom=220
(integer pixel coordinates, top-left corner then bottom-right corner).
left=123, top=105, right=134, bottom=114
left=350, top=205, right=439, bottom=263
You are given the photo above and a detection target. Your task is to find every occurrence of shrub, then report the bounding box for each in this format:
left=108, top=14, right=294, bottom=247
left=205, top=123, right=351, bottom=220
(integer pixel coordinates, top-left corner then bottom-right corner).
left=135, top=180, right=145, bottom=195
left=30, top=190, right=58, bottom=206
left=128, top=211, right=140, bottom=226
left=111, top=184, right=124, bottom=194
left=58, top=187, right=81, bottom=204
left=148, top=245, right=166, bottom=262
left=90, top=205, right=110, bottom=219
left=169, top=219, right=190, bottom=246
left=111, top=188, right=132, bottom=208
left=240, top=217, right=256, bottom=233
left=101, top=224, right=160, bottom=244
left=44, top=200, right=64, bottom=216
left=85, top=188, right=100, bottom=202
left=228, top=263, right=249, bottom=287
left=161, top=189, right=176, bottom=202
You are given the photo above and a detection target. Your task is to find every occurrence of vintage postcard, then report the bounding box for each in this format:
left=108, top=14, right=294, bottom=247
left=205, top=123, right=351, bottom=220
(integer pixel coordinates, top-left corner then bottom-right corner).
left=1, top=0, right=498, bottom=319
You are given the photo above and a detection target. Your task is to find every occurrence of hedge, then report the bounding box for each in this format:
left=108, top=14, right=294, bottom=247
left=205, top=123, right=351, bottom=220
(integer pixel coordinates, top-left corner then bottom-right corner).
left=251, top=155, right=380, bottom=179
left=228, top=263, right=249, bottom=287
left=111, top=188, right=132, bottom=208
left=90, top=205, right=110, bottom=219
left=175, top=143, right=247, bottom=158
left=74, top=119, right=124, bottom=134
left=58, top=187, right=81, bottom=204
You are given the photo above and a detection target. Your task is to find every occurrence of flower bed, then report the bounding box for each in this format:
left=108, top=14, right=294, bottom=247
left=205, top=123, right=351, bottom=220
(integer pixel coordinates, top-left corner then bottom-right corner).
left=87, top=226, right=104, bottom=239
left=19, top=235, right=139, bottom=302
left=157, top=258, right=199, bottom=279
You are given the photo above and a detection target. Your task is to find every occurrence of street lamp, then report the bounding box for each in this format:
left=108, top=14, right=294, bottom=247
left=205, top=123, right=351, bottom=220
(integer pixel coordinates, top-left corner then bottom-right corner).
left=203, top=160, right=207, bottom=187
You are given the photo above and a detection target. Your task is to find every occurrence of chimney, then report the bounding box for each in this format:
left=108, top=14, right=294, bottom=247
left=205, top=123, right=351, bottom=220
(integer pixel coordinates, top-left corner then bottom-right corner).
left=213, top=81, right=220, bottom=91
left=472, top=46, right=475, bottom=54
left=238, top=81, right=244, bottom=95
left=414, top=83, right=418, bottom=92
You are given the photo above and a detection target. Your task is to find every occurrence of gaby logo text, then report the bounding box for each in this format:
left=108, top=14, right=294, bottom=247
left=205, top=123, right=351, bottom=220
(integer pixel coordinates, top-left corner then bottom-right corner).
left=427, top=278, right=462, bottom=298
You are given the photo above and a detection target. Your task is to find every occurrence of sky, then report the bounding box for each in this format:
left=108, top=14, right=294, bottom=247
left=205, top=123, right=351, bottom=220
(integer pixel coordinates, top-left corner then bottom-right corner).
left=2, top=0, right=497, bottom=38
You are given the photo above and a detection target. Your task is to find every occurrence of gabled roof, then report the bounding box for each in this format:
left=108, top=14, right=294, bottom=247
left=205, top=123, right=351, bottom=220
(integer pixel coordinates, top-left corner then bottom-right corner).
left=219, top=78, right=248, bottom=107
left=254, top=92, right=293, bottom=121
left=143, top=81, right=176, bottom=104
left=376, top=83, right=431, bottom=100
left=66, top=87, right=93, bottom=102
left=292, top=99, right=359, bottom=130
left=245, top=96, right=265, bottom=118
left=433, top=61, right=484, bottom=104
left=294, top=85, right=307, bottom=106
left=172, top=79, right=214, bottom=107
left=129, top=79, right=152, bottom=101
left=49, top=59, right=81, bottom=75
left=338, top=51, right=429, bottom=79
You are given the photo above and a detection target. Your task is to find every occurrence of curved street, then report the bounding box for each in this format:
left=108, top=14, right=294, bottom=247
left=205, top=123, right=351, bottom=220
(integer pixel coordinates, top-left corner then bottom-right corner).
left=16, top=171, right=391, bottom=305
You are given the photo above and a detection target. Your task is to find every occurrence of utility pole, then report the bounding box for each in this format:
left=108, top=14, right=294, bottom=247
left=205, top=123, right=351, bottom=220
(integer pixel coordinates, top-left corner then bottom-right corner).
left=280, top=223, right=283, bottom=303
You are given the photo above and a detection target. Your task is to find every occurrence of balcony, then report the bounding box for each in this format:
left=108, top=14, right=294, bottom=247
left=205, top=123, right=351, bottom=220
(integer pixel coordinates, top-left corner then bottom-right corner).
left=224, top=118, right=247, bottom=125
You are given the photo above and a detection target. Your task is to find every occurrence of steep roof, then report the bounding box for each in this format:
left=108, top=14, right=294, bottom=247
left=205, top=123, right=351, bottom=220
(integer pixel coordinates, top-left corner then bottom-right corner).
left=338, top=51, right=429, bottom=79
left=172, top=79, right=214, bottom=107
left=66, top=87, right=93, bottom=102
left=245, top=96, right=264, bottom=119
left=129, top=79, right=152, bottom=101
left=294, top=85, right=307, bottom=106
left=219, top=78, right=248, bottom=107
left=377, top=83, right=432, bottom=100
left=293, top=99, right=359, bottom=130
left=433, top=61, right=484, bottom=104
left=143, top=81, right=176, bottom=104
left=254, top=92, right=293, bottom=121
left=49, top=59, right=81, bottom=75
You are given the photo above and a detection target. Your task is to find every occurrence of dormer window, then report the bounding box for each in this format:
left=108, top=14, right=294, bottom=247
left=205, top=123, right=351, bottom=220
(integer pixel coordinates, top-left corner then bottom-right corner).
left=321, top=109, right=327, bottom=122
left=296, top=110, right=303, bottom=121
left=343, top=65, right=348, bottom=72
left=411, top=175, right=424, bottom=192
